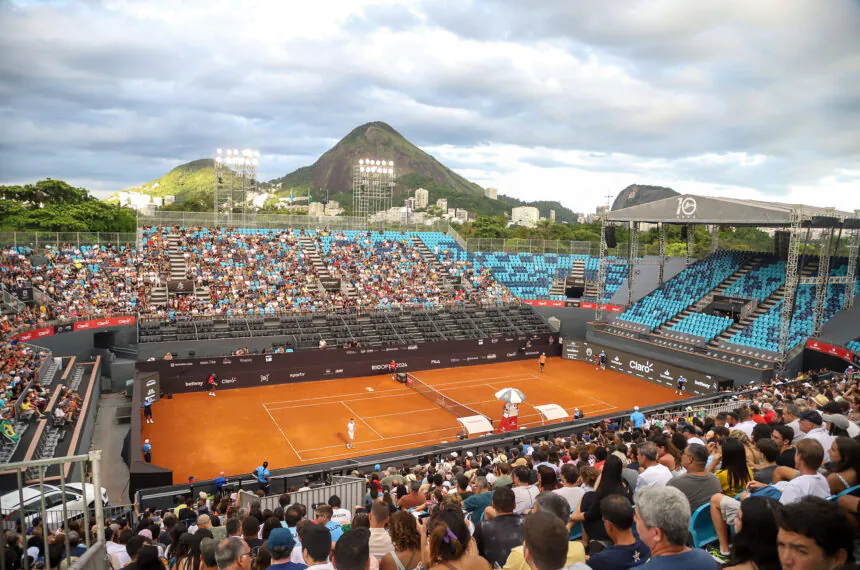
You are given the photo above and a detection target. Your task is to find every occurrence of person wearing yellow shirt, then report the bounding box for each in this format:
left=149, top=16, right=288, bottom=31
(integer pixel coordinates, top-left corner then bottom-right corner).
left=709, top=439, right=753, bottom=496
left=503, top=493, right=585, bottom=570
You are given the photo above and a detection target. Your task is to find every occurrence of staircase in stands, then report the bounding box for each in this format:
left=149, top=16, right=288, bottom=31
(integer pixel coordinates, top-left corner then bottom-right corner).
left=710, top=259, right=818, bottom=347
left=298, top=233, right=357, bottom=301
left=413, top=236, right=454, bottom=291
left=654, top=255, right=762, bottom=336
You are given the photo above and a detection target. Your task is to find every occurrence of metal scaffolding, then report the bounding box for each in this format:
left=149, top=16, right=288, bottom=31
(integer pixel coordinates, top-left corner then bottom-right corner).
left=627, top=221, right=639, bottom=306
left=776, top=209, right=803, bottom=372
left=214, top=148, right=259, bottom=223
left=594, top=215, right=609, bottom=322
left=685, top=223, right=695, bottom=266
left=811, top=227, right=835, bottom=338
left=352, top=159, right=395, bottom=219
left=845, top=220, right=860, bottom=311
left=658, top=223, right=667, bottom=286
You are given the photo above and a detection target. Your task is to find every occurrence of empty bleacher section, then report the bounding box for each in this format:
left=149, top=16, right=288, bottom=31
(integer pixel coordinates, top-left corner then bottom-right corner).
left=848, top=340, right=860, bottom=353
left=669, top=313, right=734, bottom=342
left=726, top=257, right=860, bottom=353
left=138, top=304, right=552, bottom=353
left=617, top=250, right=752, bottom=331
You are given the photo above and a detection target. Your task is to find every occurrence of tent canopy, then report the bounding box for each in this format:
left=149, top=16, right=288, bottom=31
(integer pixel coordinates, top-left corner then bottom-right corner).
left=457, top=415, right=494, bottom=435
left=533, top=404, right=569, bottom=422
left=607, top=195, right=857, bottom=226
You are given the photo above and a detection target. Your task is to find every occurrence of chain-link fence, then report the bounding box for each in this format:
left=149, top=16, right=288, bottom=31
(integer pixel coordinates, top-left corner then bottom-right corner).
left=0, top=232, right=137, bottom=249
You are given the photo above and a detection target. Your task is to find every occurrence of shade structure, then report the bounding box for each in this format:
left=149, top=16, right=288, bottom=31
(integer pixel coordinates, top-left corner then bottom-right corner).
left=456, top=415, right=494, bottom=435
left=533, top=404, right=569, bottom=424
left=495, top=387, right=527, bottom=404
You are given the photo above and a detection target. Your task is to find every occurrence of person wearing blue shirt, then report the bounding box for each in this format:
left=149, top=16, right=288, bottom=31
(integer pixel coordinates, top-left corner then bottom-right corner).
left=255, top=461, right=270, bottom=493
left=634, top=486, right=718, bottom=569
left=141, top=439, right=152, bottom=463
left=314, top=505, right=343, bottom=543
left=675, top=376, right=687, bottom=396
left=214, top=471, right=227, bottom=496
left=587, top=495, right=650, bottom=570
left=630, top=406, right=645, bottom=429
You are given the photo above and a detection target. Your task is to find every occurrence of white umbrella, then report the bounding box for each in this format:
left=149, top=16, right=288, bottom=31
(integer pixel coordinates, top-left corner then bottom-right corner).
left=495, top=387, right=527, bottom=404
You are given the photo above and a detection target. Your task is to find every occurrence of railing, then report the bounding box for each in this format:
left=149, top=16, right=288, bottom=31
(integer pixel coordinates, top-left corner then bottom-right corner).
left=0, top=451, right=106, bottom=570
left=647, top=400, right=745, bottom=424
left=0, top=288, right=25, bottom=313
left=0, top=232, right=137, bottom=248
left=138, top=211, right=461, bottom=234
left=236, top=476, right=365, bottom=512
left=464, top=238, right=595, bottom=255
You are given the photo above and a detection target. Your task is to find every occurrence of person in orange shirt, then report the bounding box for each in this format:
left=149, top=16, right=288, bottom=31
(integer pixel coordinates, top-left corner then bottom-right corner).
left=539, top=352, right=547, bottom=373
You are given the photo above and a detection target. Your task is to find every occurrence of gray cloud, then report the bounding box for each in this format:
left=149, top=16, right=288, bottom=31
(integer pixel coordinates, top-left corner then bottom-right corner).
left=0, top=0, right=858, bottom=209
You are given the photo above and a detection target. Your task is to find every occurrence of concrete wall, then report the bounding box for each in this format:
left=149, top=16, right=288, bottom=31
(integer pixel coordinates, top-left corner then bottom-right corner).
left=137, top=334, right=293, bottom=360
left=27, top=326, right=137, bottom=363
left=587, top=327, right=773, bottom=386
left=529, top=307, right=594, bottom=340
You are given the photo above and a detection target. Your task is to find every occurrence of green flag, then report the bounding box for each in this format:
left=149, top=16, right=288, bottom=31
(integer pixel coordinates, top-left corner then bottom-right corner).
left=1, top=420, right=19, bottom=444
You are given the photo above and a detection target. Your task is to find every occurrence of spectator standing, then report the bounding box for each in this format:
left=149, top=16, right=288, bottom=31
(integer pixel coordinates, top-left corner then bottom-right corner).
left=586, top=495, right=650, bottom=570
left=633, top=486, right=718, bottom=569
left=142, top=397, right=154, bottom=424
left=629, top=406, right=645, bottom=429
left=142, top=439, right=152, bottom=463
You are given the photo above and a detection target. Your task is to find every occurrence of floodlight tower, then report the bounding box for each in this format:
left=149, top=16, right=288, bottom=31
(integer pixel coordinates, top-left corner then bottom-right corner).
left=352, top=159, right=395, bottom=220
left=214, top=148, right=260, bottom=224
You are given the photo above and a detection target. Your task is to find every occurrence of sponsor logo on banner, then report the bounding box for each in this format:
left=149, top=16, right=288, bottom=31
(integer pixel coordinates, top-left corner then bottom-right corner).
left=407, top=345, right=418, bottom=350
left=239, top=358, right=253, bottom=363
left=491, top=338, right=498, bottom=344
left=586, top=347, right=594, bottom=358
left=693, top=379, right=710, bottom=389
left=525, top=351, right=540, bottom=356
left=118, top=317, right=135, bottom=325
left=805, top=338, right=853, bottom=362
left=467, top=356, right=479, bottom=361
left=265, top=355, right=272, bottom=362
left=660, top=369, right=673, bottom=381
left=222, top=359, right=232, bottom=365
left=289, top=372, right=305, bottom=378
left=506, top=352, right=517, bottom=358
left=258, top=374, right=270, bottom=383
left=450, top=357, right=462, bottom=363
left=430, top=359, right=441, bottom=365
left=185, top=381, right=204, bottom=387
left=221, top=377, right=238, bottom=385
left=171, top=362, right=193, bottom=367
left=200, top=360, right=216, bottom=365
left=486, top=354, right=497, bottom=360
left=611, top=356, right=623, bottom=366
left=629, top=360, right=654, bottom=374
left=478, top=339, right=484, bottom=345
left=334, top=368, right=343, bottom=374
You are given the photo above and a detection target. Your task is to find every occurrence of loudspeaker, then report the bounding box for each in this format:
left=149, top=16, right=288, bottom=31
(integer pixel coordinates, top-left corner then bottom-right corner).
left=565, top=285, right=585, bottom=298
left=775, top=231, right=790, bottom=260
left=681, top=225, right=688, bottom=240
left=606, top=226, right=617, bottom=248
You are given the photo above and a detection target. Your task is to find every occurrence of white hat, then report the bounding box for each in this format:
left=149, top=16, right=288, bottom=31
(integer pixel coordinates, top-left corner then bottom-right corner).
left=145, top=439, right=150, bottom=444
left=485, top=474, right=497, bottom=486
left=442, top=480, right=452, bottom=488
left=450, top=452, right=458, bottom=458
left=466, top=451, right=474, bottom=458
left=634, top=406, right=639, bottom=411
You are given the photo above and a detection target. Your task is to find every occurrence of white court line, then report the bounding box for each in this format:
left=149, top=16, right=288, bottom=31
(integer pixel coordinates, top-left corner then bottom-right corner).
left=341, top=401, right=384, bottom=440
left=262, top=374, right=531, bottom=406
left=263, top=403, right=303, bottom=461
left=265, top=376, right=542, bottom=411
left=526, top=372, right=618, bottom=411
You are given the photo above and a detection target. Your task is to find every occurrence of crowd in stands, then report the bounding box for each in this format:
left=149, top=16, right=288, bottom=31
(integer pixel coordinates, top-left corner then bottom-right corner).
left=0, top=340, right=50, bottom=425
left=7, top=367, right=858, bottom=569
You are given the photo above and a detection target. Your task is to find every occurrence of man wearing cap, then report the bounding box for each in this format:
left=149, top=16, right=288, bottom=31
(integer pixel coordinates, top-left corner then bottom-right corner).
left=142, top=439, right=152, bottom=463
left=784, top=404, right=807, bottom=442
left=799, top=410, right=833, bottom=463
left=680, top=424, right=706, bottom=446
left=142, top=397, right=154, bottom=424
left=630, top=406, right=645, bottom=429
left=267, top=528, right=304, bottom=570
left=255, top=461, right=270, bottom=493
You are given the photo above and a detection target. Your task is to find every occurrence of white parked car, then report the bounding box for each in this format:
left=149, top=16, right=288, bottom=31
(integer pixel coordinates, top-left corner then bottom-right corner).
left=1, top=483, right=109, bottom=530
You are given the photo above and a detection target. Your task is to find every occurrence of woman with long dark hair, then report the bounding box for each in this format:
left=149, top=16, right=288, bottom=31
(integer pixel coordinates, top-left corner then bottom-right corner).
left=419, top=506, right=488, bottom=570
left=709, top=438, right=752, bottom=496
left=724, top=496, right=781, bottom=570
left=569, top=455, right=632, bottom=545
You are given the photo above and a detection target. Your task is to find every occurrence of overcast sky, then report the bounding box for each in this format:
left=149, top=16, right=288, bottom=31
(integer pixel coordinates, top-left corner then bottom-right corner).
left=1, top=0, right=859, bottom=214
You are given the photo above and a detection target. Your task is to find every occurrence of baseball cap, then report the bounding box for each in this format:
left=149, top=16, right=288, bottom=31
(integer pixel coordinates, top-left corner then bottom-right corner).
left=374, top=464, right=381, bottom=471
left=822, top=414, right=850, bottom=431
left=442, top=480, right=452, bottom=488
left=485, top=474, right=496, bottom=486
left=144, top=439, right=150, bottom=444
left=634, top=406, right=639, bottom=411
left=267, top=528, right=296, bottom=551
left=800, top=410, right=823, bottom=425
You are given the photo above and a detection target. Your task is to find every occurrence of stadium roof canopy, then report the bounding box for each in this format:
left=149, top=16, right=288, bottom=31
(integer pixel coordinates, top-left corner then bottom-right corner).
left=607, top=195, right=858, bottom=226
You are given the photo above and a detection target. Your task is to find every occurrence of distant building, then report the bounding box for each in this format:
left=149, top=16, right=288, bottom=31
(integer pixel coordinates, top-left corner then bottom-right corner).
left=484, top=187, right=498, bottom=200
left=405, top=197, right=416, bottom=210
left=511, top=206, right=540, bottom=227
left=596, top=205, right=609, bottom=215
left=436, top=198, right=448, bottom=210
left=414, top=188, right=429, bottom=209
left=325, top=200, right=343, bottom=215
left=550, top=209, right=556, bottom=222
left=455, top=208, right=470, bottom=221
left=448, top=208, right=456, bottom=216
left=577, top=214, right=587, bottom=224
left=308, top=202, right=325, bottom=216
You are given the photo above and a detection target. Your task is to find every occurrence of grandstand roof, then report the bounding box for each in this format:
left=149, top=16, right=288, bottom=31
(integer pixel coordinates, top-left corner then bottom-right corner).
left=607, top=194, right=858, bottom=226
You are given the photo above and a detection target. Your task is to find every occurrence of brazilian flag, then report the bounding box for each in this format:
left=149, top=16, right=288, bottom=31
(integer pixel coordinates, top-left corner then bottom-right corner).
left=1, top=420, right=19, bottom=444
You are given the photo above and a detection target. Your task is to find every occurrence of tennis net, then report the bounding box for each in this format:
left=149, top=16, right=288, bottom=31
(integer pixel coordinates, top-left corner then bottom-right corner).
left=407, top=373, right=488, bottom=420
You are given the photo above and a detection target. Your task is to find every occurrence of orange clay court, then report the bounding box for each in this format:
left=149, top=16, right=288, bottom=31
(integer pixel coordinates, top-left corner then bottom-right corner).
left=143, top=357, right=688, bottom=483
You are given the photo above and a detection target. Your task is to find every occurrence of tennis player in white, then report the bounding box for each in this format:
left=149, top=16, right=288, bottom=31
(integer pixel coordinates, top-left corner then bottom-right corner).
left=347, top=417, right=356, bottom=449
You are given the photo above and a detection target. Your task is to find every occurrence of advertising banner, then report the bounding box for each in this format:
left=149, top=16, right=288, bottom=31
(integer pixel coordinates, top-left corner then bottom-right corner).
left=10, top=287, right=33, bottom=303
left=12, top=326, right=55, bottom=343
left=562, top=339, right=724, bottom=396
left=167, top=280, right=195, bottom=294
left=136, top=334, right=561, bottom=395
left=806, top=338, right=858, bottom=364
left=140, top=374, right=160, bottom=403
left=73, top=315, right=136, bottom=331
left=520, top=299, right=623, bottom=312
